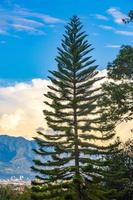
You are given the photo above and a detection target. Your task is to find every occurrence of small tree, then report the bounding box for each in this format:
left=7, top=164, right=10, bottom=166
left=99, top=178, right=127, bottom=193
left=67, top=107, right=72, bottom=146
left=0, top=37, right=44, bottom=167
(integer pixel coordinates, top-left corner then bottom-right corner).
left=99, top=45, right=133, bottom=124
left=32, top=16, right=118, bottom=200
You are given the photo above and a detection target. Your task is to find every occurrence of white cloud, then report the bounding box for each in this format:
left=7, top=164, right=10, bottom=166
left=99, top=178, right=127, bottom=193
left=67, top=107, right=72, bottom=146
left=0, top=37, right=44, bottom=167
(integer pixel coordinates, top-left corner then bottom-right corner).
left=12, top=24, right=45, bottom=35
left=0, top=6, right=64, bottom=36
left=0, top=109, right=25, bottom=131
left=99, top=24, right=133, bottom=36
left=95, top=14, right=108, bottom=21
left=107, top=7, right=127, bottom=24
left=99, top=25, right=114, bottom=30
left=115, top=30, right=133, bottom=36
left=0, top=75, right=132, bottom=142
left=106, top=44, right=121, bottom=48
left=12, top=17, right=44, bottom=27
left=0, top=79, right=49, bottom=139
left=37, top=14, right=64, bottom=24
left=13, top=7, right=65, bottom=24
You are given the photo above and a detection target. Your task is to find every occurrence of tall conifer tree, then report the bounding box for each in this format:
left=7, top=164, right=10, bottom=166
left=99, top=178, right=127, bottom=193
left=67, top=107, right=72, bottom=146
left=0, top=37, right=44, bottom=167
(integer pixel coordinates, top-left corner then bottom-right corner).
left=32, top=16, right=117, bottom=200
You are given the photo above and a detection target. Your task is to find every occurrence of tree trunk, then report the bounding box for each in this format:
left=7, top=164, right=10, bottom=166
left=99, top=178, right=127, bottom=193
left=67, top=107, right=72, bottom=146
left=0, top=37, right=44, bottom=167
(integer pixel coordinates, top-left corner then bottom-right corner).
left=73, top=74, right=81, bottom=200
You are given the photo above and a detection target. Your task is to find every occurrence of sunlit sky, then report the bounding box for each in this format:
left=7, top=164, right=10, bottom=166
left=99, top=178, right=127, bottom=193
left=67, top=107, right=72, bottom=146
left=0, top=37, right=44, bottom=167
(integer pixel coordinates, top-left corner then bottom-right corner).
left=0, top=0, right=132, bottom=140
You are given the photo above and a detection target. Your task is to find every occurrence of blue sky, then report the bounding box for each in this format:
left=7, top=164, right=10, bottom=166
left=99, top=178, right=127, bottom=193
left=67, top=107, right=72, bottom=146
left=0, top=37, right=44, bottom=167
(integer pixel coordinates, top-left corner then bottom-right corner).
left=0, top=0, right=133, bottom=81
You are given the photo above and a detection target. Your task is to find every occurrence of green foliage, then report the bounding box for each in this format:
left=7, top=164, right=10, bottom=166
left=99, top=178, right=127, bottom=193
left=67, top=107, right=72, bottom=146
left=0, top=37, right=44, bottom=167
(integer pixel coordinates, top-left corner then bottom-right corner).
left=99, top=45, right=133, bottom=124
left=0, top=186, right=31, bottom=200
left=107, top=45, right=133, bottom=80
left=123, top=10, right=133, bottom=23
left=104, top=139, right=133, bottom=200
left=32, top=16, right=118, bottom=200
left=19, top=187, right=31, bottom=200
left=122, top=139, right=133, bottom=200
left=0, top=186, right=17, bottom=200
left=98, top=44, right=133, bottom=200
left=104, top=140, right=127, bottom=199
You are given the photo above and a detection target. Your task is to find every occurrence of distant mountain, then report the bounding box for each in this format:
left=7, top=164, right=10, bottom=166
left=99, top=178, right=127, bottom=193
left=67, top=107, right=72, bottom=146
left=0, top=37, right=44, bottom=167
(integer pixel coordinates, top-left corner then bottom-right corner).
left=0, top=135, right=37, bottom=180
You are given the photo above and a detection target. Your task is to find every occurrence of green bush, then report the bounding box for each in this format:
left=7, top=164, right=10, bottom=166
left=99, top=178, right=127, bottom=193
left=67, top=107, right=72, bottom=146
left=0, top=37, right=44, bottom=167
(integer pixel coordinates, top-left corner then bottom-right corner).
left=0, top=185, right=31, bottom=200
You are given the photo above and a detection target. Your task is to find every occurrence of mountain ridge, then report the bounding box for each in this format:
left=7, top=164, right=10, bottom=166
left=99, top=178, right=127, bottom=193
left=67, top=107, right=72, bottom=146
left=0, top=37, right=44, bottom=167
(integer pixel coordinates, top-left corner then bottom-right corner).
left=0, top=134, right=37, bottom=180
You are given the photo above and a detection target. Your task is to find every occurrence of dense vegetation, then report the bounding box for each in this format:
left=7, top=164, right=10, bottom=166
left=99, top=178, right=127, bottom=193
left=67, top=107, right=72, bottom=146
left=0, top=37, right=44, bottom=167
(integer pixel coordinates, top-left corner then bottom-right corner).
left=31, top=16, right=133, bottom=200
left=0, top=186, right=31, bottom=200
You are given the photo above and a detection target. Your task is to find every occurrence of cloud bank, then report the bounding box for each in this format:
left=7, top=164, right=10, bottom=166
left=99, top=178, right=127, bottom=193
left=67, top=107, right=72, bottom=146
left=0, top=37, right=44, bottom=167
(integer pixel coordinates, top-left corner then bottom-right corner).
left=0, top=75, right=132, bottom=141
left=0, top=79, right=49, bottom=138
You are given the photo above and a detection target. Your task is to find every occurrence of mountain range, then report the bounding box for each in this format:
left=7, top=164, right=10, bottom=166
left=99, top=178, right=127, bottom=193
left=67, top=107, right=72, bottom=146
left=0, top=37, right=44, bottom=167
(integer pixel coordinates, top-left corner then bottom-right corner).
left=0, top=135, right=37, bottom=180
